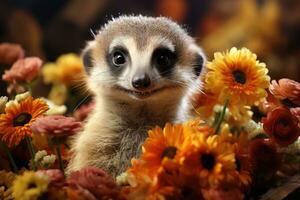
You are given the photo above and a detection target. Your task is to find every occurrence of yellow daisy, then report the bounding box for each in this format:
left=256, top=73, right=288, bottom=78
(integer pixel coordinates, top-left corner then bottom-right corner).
left=140, top=123, right=186, bottom=176
left=205, top=47, right=270, bottom=106
left=179, top=134, right=236, bottom=187
left=12, top=171, right=49, bottom=200
left=0, top=97, right=48, bottom=147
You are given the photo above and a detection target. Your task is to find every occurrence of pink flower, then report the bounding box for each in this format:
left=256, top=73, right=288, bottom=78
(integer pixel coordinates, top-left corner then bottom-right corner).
left=73, top=101, right=95, bottom=121
left=2, top=57, right=42, bottom=83
left=67, top=167, right=120, bottom=199
left=30, top=115, right=82, bottom=137
left=37, top=169, right=65, bottom=187
left=269, top=79, right=300, bottom=106
left=202, top=188, right=244, bottom=200
left=0, top=43, right=24, bottom=65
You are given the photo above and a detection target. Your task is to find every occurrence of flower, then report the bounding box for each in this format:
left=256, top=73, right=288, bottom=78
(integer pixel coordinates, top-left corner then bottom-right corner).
left=248, top=139, right=280, bottom=180
left=31, top=115, right=82, bottom=137
left=2, top=57, right=42, bottom=83
left=152, top=160, right=204, bottom=200
left=42, top=53, right=84, bottom=85
left=0, top=170, right=16, bottom=200
left=73, top=101, right=95, bottom=121
left=291, top=107, right=300, bottom=127
left=41, top=98, right=67, bottom=116
left=34, top=150, right=56, bottom=169
left=37, top=169, right=65, bottom=188
left=0, top=96, right=8, bottom=113
left=269, top=79, right=300, bottom=106
left=12, top=171, right=49, bottom=200
left=140, top=123, right=186, bottom=175
left=0, top=97, right=48, bottom=147
left=67, top=167, right=120, bottom=199
left=0, top=43, right=24, bottom=65
left=263, top=107, right=300, bottom=147
left=202, top=188, right=244, bottom=200
left=205, top=47, right=270, bottom=106
left=179, top=134, right=236, bottom=187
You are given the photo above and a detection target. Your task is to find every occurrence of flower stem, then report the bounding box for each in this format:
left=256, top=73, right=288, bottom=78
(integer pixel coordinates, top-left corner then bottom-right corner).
left=214, top=99, right=229, bottom=134
left=0, top=141, right=18, bottom=173
left=25, top=136, right=36, bottom=171
left=56, top=144, right=65, bottom=176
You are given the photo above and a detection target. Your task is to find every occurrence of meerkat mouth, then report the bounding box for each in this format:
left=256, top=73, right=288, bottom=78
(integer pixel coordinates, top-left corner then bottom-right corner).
left=115, top=85, right=179, bottom=99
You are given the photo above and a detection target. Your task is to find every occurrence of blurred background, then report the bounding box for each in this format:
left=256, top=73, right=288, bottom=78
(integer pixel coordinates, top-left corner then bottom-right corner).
left=0, top=0, right=299, bottom=95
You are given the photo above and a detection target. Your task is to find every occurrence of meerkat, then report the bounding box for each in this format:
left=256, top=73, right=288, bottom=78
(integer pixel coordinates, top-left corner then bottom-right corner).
left=67, top=15, right=206, bottom=177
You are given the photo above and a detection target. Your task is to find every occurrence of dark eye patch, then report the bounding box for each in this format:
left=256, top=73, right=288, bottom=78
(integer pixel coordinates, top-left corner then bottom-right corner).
left=82, top=48, right=93, bottom=75
left=152, top=47, right=177, bottom=77
left=106, top=46, right=129, bottom=76
left=193, top=54, right=204, bottom=76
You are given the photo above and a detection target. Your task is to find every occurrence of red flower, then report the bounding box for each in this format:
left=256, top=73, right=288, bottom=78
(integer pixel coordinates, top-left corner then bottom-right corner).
left=2, top=57, right=42, bottom=83
left=202, top=188, right=244, bottom=200
left=248, top=139, right=280, bottom=179
left=0, top=43, right=24, bottom=65
left=37, top=169, right=65, bottom=187
left=263, top=107, right=300, bottom=146
left=31, top=115, right=82, bottom=137
left=67, top=167, right=120, bottom=199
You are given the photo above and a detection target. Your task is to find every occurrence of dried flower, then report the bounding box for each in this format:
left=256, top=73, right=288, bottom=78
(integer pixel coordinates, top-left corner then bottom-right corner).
left=0, top=96, right=8, bottom=113
left=0, top=43, right=24, bottom=65
left=67, top=167, right=120, bottom=199
left=73, top=101, right=95, bottom=121
left=12, top=171, right=49, bottom=200
left=269, top=79, right=300, bottom=106
left=37, top=169, right=65, bottom=188
left=31, top=115, right=82, bottom=137
left=2, top=57, right=42, bottom=83
left=263, top=107, right=300, bottom=147
left=0, top=171, right=16, bottom=200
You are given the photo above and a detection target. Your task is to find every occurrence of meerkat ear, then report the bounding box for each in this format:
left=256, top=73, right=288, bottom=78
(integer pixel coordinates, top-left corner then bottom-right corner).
left=81, top=47, right=94, bottom=75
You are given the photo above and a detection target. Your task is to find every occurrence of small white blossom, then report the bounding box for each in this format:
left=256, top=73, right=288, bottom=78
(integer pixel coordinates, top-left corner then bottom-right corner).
left=0, top=96, right=8, bottom=113
left=34, top=150, right=47, bottom=163
left=41, top=155, right=56, bottom=168
left=41, top=98, right=67, bottom=115
left=15, top=91, right=31, bottom=102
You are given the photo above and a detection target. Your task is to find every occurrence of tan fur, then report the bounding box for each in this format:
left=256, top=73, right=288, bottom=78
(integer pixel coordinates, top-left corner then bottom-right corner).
left=67, top=15, right=205, bottom=177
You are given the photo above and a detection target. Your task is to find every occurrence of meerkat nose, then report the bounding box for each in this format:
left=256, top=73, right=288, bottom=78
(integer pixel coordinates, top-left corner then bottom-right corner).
left=132, top=73, right=151, bottom=90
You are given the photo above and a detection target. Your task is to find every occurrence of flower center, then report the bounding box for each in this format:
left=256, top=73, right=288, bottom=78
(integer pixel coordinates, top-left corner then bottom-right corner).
left=161, top=146, right=177, bottom=159
left=236, top=158, right=241, bottom=172
left=232, top=70, right=246, bottom=84
left=13, top=112, right=32, bottom=127
left=27, top=182, right=37, bottom=189
left=200, top=153, right=215, bottom=170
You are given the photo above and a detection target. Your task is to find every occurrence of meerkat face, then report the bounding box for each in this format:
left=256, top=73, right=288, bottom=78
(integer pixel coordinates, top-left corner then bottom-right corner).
left=82, top=16, right=205, bottom=101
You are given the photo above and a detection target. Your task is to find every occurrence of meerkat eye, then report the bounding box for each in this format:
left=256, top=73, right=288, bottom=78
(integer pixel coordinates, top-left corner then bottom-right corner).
left=112, top=51, right=126, bottom=66
left=152, top=48, right=176, bottom=75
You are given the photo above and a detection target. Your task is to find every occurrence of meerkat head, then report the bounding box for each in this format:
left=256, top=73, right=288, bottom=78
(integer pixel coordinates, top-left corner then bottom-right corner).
left=82, top=15, right=205, bottom=102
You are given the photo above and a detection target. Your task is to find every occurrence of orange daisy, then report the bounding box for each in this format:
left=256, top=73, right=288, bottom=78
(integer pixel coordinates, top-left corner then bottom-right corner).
left=179, top=134, right=236, bottom=188
left=205, top=47, right=270, bottom=107
left=140, top=123, right=186, bottom=176
left=0, top=97, right=48, bottom=147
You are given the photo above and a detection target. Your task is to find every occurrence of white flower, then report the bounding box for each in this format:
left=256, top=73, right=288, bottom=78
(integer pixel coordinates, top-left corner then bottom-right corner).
left=243, top=120, right=264, bottom=139
left=34, top=150, right=47, bottom=163
left=41, top=98, right=67, bottom=115
left=41, top=155, right=56, bottom=168
left=15, top=91, right=31, bottom=102
left=0, top=96, right=8, bottom=113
